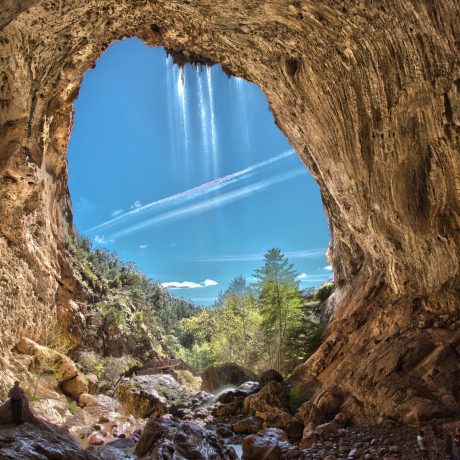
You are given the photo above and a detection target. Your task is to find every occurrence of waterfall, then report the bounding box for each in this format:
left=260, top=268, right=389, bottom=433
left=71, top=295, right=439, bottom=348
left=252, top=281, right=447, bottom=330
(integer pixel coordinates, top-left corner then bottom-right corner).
left=165, top=61, right=225, bottom=185
left=177, top=66, right=191, bottom=182
left=197, top=67, right=211, bottom=179
left=233, top=76, right=251, bottom=160
left=165, top=56, right=180, bottom=185
left=206, top=66, right=219, bottom=178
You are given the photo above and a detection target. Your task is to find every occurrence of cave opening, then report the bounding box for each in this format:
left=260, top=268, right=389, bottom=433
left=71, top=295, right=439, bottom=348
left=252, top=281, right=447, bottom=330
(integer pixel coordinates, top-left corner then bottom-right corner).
left=68, top=37, right=332, bottom=375
left=68, top=37, right=331, bottom=307
left=1, top=2, right=458, bottom=441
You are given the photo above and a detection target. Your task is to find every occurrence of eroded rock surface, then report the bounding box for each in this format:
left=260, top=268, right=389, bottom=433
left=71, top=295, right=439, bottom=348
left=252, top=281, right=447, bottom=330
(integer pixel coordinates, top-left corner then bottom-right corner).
left=133, top=415, right=238, bottom=459
left=0, top=421, right=92, bottom=459
left=0, top=0, right=459, bottom=423
left=115, top=374, right=183, bottom=419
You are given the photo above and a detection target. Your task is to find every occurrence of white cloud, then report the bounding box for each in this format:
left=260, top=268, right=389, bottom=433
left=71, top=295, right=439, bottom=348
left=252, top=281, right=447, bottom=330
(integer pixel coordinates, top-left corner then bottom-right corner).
left=94, top=235, right=113, bottom=245
left=94, top=235, right=105, bottom=244
left=130, top=200, right=142, bottom=210
left=139, top=244, right=149, bottom=250
left=296, top=273, right=307, bottom=280
left=203, top=279, right=218, bottom=287
left=162, top=279, right=218, bottom=290
left=324, top=265, right=333, bottom=270
left=162, top=281, right=202, bottom=289
left=111, top=208, right=124, bottom=217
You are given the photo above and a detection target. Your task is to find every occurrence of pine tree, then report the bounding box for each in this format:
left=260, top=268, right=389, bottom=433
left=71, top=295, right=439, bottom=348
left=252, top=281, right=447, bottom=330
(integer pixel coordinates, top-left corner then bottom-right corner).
left=253, top=248, right=302, bottom=373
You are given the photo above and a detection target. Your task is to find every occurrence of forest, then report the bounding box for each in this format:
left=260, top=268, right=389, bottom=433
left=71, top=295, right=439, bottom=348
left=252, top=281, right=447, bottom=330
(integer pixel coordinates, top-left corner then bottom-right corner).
left=74, top=235, right=332, bottom=376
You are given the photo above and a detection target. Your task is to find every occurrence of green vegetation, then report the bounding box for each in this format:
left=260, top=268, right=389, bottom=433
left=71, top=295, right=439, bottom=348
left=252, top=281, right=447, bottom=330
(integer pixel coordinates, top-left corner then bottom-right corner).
left=67, top=401, right=78, bottom=415
left=71, top=234, right=201, bottom=355
left=314, top=282, right=335, bottom=302
left=180, top=249, right=331, bottom=375
left=71, top=235, right=331, bottom=377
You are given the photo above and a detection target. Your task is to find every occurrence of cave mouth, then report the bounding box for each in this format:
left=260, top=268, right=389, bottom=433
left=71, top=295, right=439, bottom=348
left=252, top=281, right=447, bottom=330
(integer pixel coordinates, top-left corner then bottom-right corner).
left=68, top=37, right=331, bottom=308
left=0, top=1, right=458, bottom=427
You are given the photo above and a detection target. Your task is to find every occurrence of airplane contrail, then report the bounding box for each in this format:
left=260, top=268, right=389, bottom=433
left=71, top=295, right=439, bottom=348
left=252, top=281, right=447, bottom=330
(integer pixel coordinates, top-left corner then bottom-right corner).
left=106, top=168, right=304, bottom=239
left=86, top=148, right=296, bottom=234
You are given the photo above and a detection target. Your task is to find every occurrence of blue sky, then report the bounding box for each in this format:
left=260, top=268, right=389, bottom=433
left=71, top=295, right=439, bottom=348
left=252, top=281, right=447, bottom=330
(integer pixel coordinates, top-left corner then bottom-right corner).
left=68, top=38, right=331, bottom=306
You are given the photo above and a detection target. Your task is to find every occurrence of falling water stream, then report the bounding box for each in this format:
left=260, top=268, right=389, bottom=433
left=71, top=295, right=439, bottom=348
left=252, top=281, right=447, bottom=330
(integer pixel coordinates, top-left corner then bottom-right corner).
left=165, top=58, right=222, bottom=186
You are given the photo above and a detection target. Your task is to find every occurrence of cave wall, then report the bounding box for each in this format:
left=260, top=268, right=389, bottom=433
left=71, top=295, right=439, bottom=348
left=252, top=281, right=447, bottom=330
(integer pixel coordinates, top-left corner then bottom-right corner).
left=0, top=0, right=459, bottom=422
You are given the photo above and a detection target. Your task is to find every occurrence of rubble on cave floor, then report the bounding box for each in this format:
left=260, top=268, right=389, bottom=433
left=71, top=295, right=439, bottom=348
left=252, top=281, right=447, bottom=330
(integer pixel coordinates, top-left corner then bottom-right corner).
left=2, top=349, right=459, bottom=460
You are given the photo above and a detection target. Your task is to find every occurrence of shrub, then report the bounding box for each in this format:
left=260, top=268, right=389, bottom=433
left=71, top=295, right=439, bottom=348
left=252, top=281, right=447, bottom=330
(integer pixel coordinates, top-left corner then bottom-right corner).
left=97, top=301, right=126, bottom=326
left=102, top=355, right=141, bottom=384
left=314, top=282, right=334, bottom=302
left=67, top=401, right=77, bottom=415
left=133, top=310, right=144, bottom=326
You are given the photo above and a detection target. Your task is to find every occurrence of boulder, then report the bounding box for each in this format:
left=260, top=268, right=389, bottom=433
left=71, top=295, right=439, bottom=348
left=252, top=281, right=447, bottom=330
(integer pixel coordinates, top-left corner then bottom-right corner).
left=242, top=428, right=295, bottom=460
left=216, top=389, right=247, bottom=404
left=60, top=373, right=89, bottom=400
left=134, top=416, right=238, bottom=459
left=299, top=429, right=318, bottom=449
left=115, top=374, right=184, bottom=419
left=315, top=419, right=339, bottom=440
left=0, top=421, right=91, bottom=459
left=56, top=355, right=79, bottom=382
left=233, top=416, right=263, bottom=434
left=244, top=381, right=289, bottom=415
left=201, top=363, right=256, bottom=392
left=238, top=381, right=261, bottom=396
left=298, top=401, right=322, bottom=425
left=244, top=380, right=304, bottom=442
left=259, top=369, right=283, bottom=386
left=213, top=401, right=241, bottom=417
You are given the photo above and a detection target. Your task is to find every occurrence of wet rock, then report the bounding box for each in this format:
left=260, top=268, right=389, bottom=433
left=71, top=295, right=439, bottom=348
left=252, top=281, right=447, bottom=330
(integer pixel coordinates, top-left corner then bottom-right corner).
left=216, top=423, right=234, bottom=437
left=115, top=374, right=183, bottom=419
left=244, top=380, right=303, bottom=442
left=256, top=409, right=303, bottom=443
left=216, top=389, right=247, bottom=404
left=214, top=401, right=241, bottom=417
left=233, top=416, right=263, bottom=434
left=87, top=437, right=138, bottom=459
left=134, top=415, right=238, bottom=459
left=238, top=381, right=261, bottom=396
left=259, top=369, right=283, bottom=386
left=242, top=428, right=293, bottom=460
left=201, top=362, right=256, bottom=392
left=88, top=432, right=105, bottom=446
left=0, top=421, right=91, bottom=459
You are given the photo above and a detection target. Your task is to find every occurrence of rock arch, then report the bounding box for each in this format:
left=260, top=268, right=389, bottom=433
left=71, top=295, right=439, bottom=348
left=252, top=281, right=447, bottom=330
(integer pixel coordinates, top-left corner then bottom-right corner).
left=0, top=1, right=459, bottom=422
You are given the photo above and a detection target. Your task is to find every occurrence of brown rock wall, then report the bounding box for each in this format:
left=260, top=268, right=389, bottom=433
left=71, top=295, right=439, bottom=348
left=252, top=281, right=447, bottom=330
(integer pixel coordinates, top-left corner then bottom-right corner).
left=0, top=0, right=459, bottom=422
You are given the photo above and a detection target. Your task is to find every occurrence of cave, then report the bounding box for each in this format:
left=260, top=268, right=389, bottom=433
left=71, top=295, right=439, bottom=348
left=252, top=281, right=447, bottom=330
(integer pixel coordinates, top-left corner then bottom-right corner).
left=0, top=0, right=459, bottom=426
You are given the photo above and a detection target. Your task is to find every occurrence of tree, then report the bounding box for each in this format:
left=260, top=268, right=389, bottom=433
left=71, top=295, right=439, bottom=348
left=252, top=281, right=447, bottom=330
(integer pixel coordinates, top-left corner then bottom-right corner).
left=213, top=275, right=251, bottom=307
left=253, top=248, right=302, bottom=373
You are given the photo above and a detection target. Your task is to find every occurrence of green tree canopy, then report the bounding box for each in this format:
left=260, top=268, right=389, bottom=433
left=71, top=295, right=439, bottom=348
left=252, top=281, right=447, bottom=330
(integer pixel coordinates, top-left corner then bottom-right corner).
left=253, top=248, right=302, bottom=373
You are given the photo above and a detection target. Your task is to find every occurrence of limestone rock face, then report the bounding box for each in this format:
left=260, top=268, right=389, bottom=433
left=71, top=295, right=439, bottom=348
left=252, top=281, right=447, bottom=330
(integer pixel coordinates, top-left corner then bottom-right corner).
left=0, top=1, right=459, bottom=422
